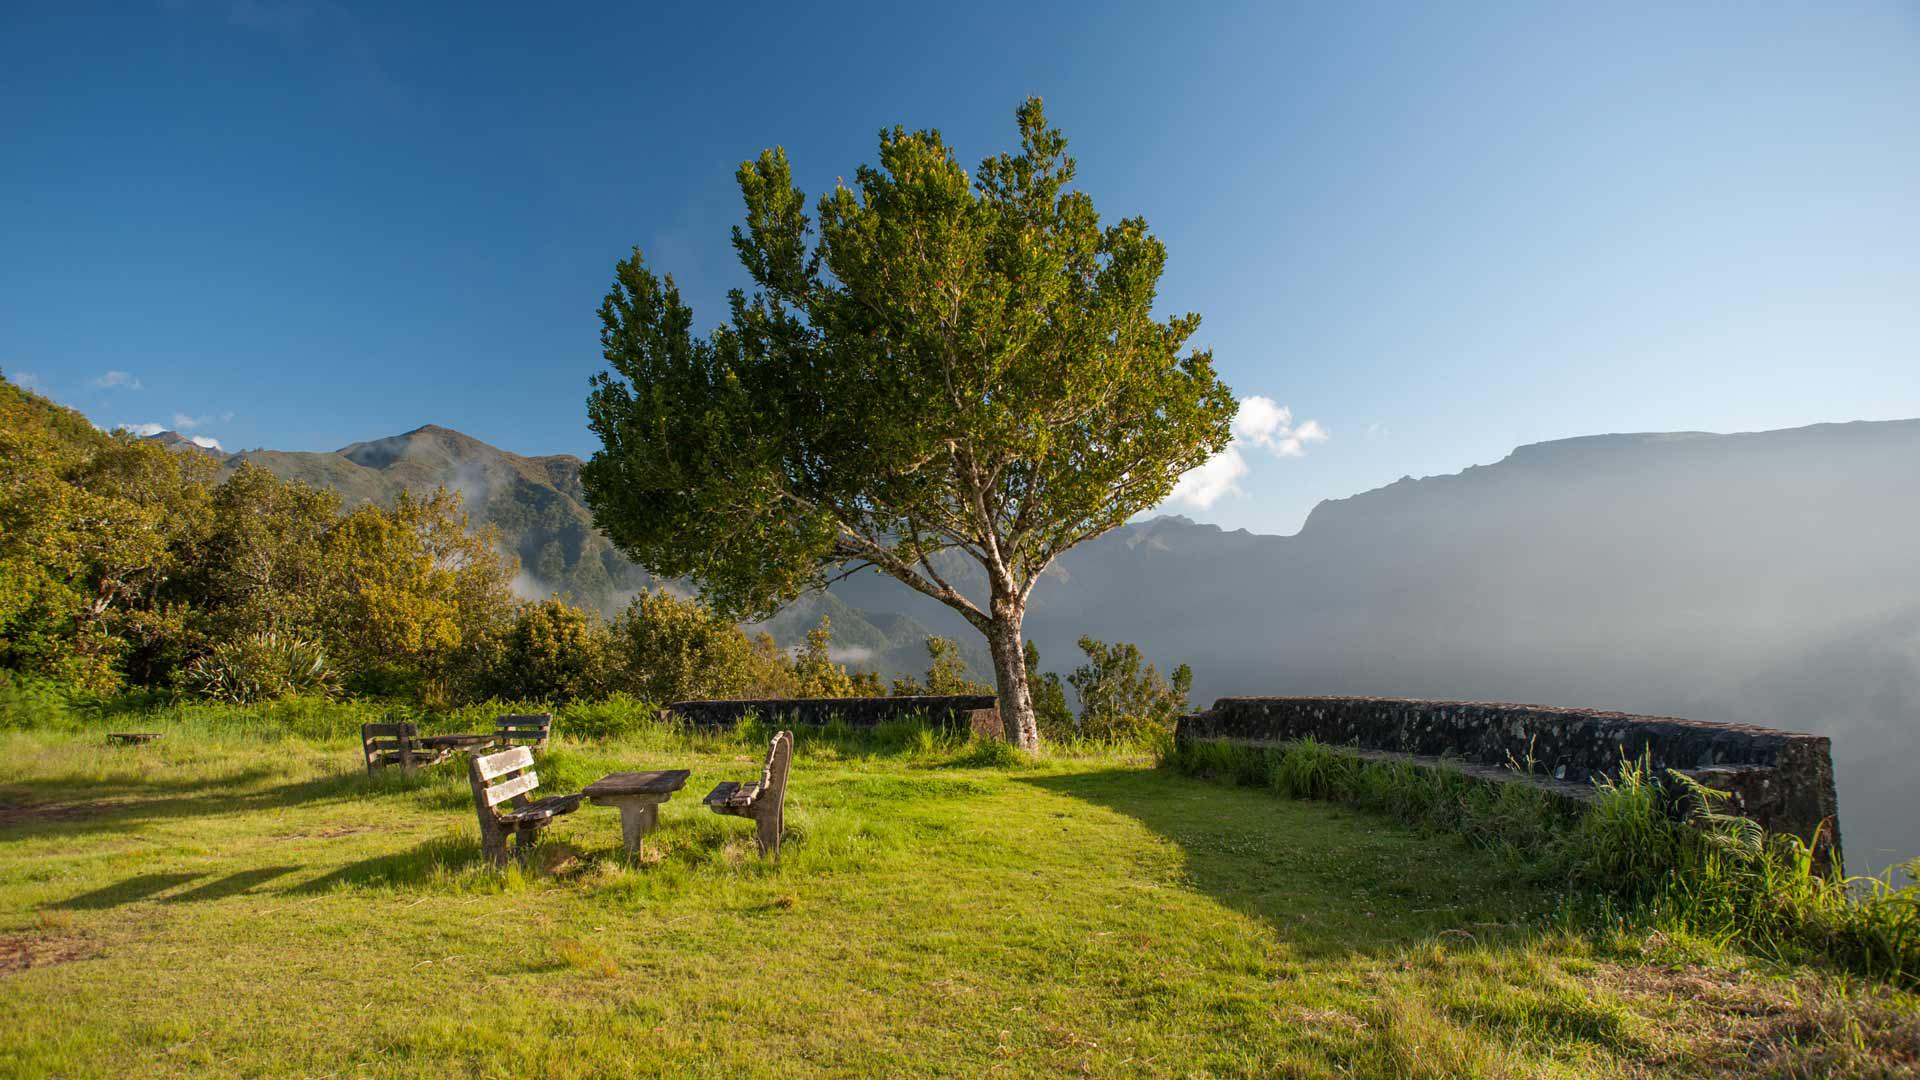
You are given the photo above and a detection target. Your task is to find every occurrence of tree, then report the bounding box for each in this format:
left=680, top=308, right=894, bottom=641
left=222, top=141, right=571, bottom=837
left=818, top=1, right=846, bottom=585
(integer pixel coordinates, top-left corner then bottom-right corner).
left=788, top=616, right=884, bottom=698
left=319, top=489, right=517, bottom=701
left=891, top=635, right=991, bottom=696
left=582, top=99, right=1236, bottom=749
left=1024, top=641, right=1074, bottom=741
left=1066, top=636, right=1193, bottom=743
left=479, top=598, right=615, bottom=703
left=613, top=588, right=768, bottom=703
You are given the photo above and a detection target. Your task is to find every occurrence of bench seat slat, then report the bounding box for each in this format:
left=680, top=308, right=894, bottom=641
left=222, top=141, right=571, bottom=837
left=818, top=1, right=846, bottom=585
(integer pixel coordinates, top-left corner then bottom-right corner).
left=498, top=794, right=583, bottom=824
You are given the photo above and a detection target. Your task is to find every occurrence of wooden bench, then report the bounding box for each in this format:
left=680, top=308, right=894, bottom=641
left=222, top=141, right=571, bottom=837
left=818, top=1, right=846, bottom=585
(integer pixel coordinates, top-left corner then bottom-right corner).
left=468, top=746, right=584, bottom=868
left=702, top=730, right=793, bottom=859
left=495, top=713, right=554, bottom=751
left=361, top=722, right=455, bottom=775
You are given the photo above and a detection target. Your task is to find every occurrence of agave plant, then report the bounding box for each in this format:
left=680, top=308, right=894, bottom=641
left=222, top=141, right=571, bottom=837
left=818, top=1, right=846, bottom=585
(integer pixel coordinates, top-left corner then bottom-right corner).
left=184, top=631, right=340, bottom=704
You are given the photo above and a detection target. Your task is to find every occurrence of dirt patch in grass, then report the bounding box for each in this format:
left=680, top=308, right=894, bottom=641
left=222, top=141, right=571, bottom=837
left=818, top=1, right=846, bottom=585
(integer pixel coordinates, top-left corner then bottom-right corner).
left=1598, top=960, right=1920, bottom=1077
left=272, top=825, right=378, bottom=841
left=0, top=799, right=118, bottom=828
left=0, top=930, right=99, bottom=975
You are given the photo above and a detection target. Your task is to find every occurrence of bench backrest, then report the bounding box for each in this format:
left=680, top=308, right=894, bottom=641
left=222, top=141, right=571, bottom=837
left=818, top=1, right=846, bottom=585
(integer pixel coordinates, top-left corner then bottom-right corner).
left=361, top=722, right=418, bottom=766
left=761, top=730, right=793, bottom=801
left=495, top=713, right=553, bottom=750
left=468, top=746, right=540, bottom=823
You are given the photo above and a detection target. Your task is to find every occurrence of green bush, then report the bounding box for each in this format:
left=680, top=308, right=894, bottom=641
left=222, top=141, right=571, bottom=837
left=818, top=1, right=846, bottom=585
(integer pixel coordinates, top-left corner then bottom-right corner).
left=183, top=631, right=340, bottom=704
left=0, top=673, right=85, bottom=730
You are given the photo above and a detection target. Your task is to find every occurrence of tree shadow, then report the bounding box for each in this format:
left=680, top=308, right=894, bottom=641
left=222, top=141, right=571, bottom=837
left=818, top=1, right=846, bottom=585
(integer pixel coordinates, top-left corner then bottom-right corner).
left=51, top=872, right=205, bottom=910
left=0, top=768, right=443, bottom=842
left=1020, top=767, right=1557, bottom=961
left=286, top=834, right=480, bottom=895
left=163, top=866, right=298, bottom=903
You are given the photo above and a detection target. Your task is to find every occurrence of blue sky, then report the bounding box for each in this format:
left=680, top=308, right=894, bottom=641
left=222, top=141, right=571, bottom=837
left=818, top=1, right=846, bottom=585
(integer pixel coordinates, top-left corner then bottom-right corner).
left=4, top=1, right=1916, bottom=535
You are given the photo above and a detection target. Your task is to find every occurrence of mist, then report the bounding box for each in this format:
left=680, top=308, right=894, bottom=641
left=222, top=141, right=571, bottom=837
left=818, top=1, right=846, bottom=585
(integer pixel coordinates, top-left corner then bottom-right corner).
left=825, top=420, right=1920, bottom=878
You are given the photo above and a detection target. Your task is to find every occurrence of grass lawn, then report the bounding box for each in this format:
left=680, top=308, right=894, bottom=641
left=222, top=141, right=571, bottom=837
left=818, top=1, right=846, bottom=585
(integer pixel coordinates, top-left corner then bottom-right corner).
left=0, top=725, right=1915, bottom=1078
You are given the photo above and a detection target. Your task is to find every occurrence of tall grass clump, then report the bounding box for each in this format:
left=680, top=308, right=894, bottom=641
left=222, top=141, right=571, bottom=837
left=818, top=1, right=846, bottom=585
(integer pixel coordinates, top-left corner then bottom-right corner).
left=1166, top=736, right=1920, bottom=985
left=1577, top=762, right=1920, bottom=985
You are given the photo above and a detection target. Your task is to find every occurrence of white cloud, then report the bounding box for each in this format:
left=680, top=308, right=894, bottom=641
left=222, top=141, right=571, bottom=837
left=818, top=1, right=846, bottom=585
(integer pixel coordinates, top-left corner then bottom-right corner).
left=92, top=370, right=142, bottom=391
left=828, top=645, right=876, bottom=664
left=1166, top=395, right=1328, bottom=511
left=1166, top=446, right=1250, bottom=511
left=172, top=412, right=209, bottom=430
left=121, top=422, right=167, bottom=437
left=189, top=435, right=223, bottom=451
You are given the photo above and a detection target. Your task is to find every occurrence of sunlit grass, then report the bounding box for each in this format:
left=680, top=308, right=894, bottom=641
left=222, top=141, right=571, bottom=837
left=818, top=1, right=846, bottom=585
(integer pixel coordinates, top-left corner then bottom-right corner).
left=0, top=722, right=1914, bottom=1077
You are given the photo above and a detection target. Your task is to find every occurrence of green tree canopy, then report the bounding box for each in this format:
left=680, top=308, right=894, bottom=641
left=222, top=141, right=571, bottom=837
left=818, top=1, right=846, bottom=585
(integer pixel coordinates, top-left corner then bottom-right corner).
left=582, top=98, right=1235, bottom=748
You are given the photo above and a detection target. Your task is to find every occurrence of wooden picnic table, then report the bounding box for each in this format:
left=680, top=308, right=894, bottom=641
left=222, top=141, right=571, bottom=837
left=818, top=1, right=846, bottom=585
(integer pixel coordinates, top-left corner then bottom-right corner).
left=582, top=770, right=691, bottom=854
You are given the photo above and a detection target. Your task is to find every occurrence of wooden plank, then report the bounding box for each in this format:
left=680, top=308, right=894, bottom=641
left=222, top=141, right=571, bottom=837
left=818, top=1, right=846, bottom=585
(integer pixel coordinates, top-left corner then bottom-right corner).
left=484, top=771, right=539, bottom=807
left=473, top=746, right=534, bottom=781
left=361, top=723, right=413, bottom=736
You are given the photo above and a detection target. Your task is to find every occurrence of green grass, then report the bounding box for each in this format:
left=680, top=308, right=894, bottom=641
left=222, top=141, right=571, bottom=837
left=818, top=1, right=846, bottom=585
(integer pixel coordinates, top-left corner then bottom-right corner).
left=1, top=723, right=1916, bottom=1077
left=1168, top=737, right=1920, bottom=989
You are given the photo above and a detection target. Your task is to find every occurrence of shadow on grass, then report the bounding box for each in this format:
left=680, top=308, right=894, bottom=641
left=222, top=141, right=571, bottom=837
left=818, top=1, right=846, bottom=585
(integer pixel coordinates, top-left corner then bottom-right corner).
left=1021, top=767, right=1556, bottom=960
left=0, top=768, right=454, bottom=843
left=286, top=834, right=482, bottom=894
left=164, top=866, right=299, bottom=903
left=52, top=872, right=205, bottom=910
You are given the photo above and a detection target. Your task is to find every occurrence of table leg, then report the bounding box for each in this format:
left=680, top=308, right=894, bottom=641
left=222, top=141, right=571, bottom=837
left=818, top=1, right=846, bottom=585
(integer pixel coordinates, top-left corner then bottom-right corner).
left=617, top=800, right=663, bottom=855
left=618, top=802, right=644, bottom=854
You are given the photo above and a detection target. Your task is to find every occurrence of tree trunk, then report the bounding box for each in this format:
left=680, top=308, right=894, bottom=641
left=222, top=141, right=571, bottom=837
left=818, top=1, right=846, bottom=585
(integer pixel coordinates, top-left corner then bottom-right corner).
left=984, top=600, right=1039, bottom=751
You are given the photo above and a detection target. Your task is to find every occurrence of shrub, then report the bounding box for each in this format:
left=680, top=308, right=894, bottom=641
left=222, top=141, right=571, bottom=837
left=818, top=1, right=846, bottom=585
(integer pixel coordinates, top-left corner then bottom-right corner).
left=0, top=673, right=83, bottom=731
left=1024, top=641, right=1074, bottom=742
left=475, top=599, right=616, bottom=703
left=613, top=589, right=777, bottom=702
left=890, top=636, right=991, bottom=696
left=183, top=631, right=339, bottom=704
left=1066, top=636, right=1192, bottom=742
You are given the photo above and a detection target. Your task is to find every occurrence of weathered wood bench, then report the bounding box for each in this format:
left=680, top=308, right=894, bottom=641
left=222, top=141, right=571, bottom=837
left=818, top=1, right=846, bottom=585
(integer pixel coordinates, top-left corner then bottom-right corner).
left=495, top=713, right=554, bottom=751
left=361, top=722, right=455, bottom=775
left=468, top=746, right=583, bottom=868
left=702, top=730, right=792, bottom=859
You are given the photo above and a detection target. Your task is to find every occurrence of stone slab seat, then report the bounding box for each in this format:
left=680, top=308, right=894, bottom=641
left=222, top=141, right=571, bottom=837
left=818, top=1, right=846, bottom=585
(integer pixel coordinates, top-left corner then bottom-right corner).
left=468, top=745, right=583, bottom=867
left=702, top=730, right=793, bottom=859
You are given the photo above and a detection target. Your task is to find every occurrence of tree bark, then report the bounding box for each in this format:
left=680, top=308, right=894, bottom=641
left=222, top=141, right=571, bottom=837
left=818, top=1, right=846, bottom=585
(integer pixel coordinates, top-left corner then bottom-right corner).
left=984, top=598, right=1039, bottom=751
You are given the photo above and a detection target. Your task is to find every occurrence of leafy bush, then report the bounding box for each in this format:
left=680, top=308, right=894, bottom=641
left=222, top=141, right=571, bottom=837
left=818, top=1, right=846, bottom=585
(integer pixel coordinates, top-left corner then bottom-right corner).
left=1066, top=636, right=1192, bottom=742
left=890, top=636, right=991, bottom=696
left=0, top=673, right=84, bottom=730
left=475, top=599, right=616, bottom=703
left=183, top=631, right=340, bottom=703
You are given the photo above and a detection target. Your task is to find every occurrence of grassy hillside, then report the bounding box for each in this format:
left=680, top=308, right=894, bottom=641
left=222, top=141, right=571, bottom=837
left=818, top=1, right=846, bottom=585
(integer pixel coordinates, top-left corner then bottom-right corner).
left=222, top=425, right=657, bottom=615
left=1, top=719, right=1914, bottom=1077
left=220, top=426, right=962, bottom=681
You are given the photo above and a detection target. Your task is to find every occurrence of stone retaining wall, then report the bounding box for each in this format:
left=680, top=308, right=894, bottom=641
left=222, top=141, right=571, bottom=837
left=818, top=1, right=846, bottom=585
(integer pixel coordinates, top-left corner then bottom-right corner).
left=1177, top=696, right=1841, bottom=857
left=665, top=695, right=1002, bottom=738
